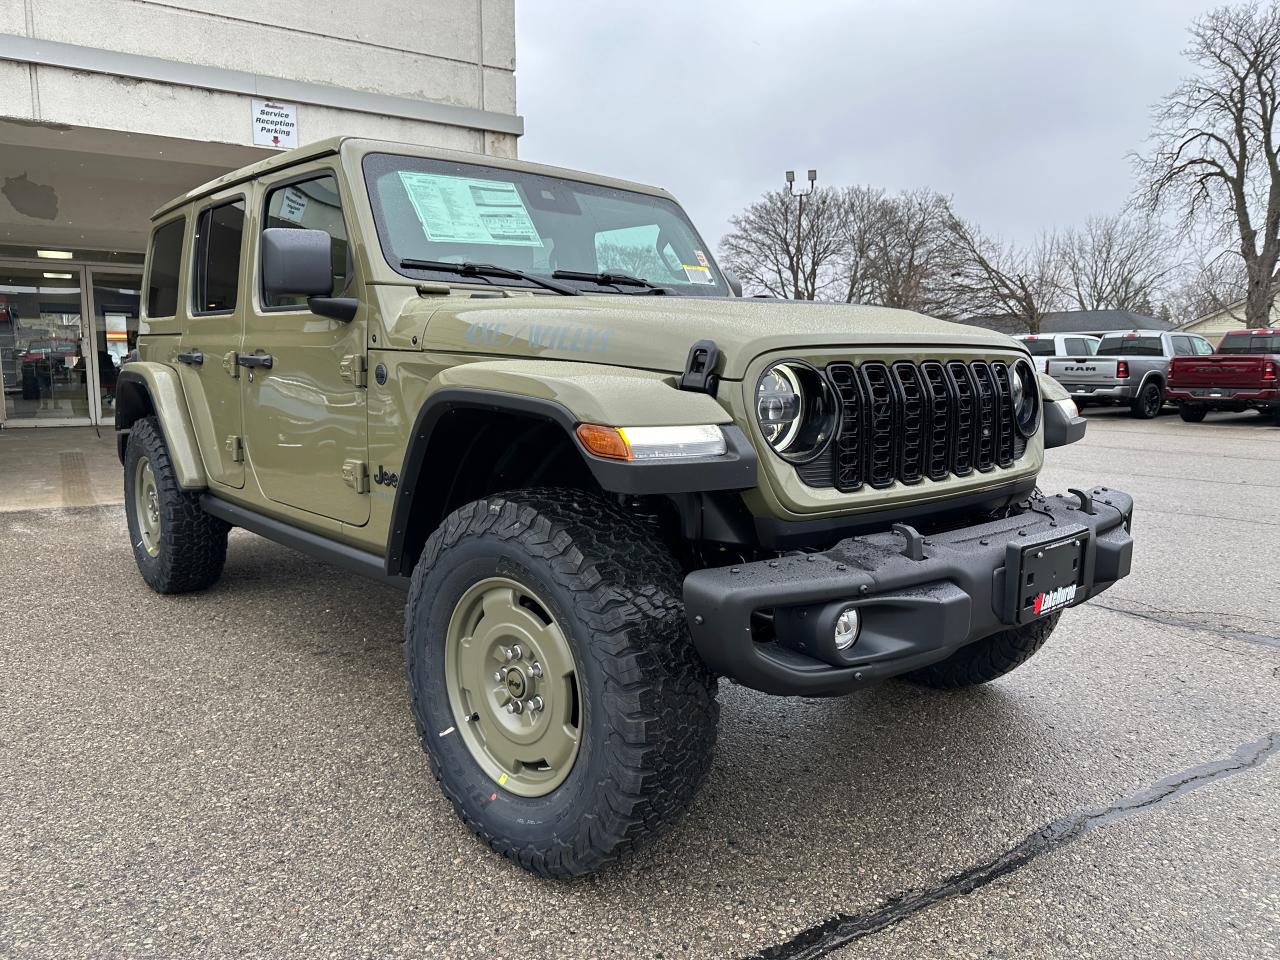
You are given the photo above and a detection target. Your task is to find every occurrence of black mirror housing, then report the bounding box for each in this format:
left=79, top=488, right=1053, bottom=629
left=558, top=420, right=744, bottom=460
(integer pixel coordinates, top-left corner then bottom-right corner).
left=261, top=228, right=333, bottom=298
left=723, top=269, right=744, bottom=297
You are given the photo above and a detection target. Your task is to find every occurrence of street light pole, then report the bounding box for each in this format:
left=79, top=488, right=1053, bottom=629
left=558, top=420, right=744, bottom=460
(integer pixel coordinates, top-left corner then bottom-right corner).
left=785, top=168, right=818, bottom=300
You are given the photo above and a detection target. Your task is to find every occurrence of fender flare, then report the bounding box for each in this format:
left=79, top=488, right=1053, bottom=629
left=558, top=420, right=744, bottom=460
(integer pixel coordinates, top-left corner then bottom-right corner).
left=115, top=364, right=207, bottom=489
left=1135, top=368, right=1166, bottom=395
left=384, top=386, right=757, bottom=577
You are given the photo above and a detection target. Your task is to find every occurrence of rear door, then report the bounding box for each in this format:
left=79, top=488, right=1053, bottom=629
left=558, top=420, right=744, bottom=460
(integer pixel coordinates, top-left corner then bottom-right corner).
left=240, top=167, right=369, bottom=525
left=176, top=194, right=247, bottom=489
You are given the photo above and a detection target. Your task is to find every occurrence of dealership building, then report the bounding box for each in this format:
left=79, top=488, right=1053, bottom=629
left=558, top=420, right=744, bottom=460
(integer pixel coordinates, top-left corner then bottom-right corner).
left=0, top=0, right=520, bottom=428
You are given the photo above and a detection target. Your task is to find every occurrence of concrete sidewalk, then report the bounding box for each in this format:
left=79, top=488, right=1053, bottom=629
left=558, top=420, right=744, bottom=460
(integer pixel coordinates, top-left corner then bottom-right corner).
left=0, top=427, right=122, bottom=512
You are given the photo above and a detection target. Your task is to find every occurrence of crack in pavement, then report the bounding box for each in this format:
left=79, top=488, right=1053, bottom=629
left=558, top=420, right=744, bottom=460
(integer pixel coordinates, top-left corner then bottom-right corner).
left=1090, top=599, right=1280, bottom=650
left=744, top=733, right=1279, bottom=960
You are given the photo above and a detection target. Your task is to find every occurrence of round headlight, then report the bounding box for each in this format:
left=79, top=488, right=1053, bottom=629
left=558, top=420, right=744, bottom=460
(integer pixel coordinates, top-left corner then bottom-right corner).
left=1011, top=360, right=1040, bottom=437
left=755, top=361, right=838, bottom=463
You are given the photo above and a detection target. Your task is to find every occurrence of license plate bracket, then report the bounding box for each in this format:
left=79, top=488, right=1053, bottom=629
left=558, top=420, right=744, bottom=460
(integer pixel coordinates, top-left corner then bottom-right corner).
left=1002, top=529, right=1088, bottom=624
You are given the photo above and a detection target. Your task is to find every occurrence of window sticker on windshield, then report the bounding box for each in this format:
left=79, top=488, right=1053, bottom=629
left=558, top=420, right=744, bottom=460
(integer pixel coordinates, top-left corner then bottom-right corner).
left=694, top=250, right=709, bottom=268
left=397, top=171, right=542, bottom=247
left=683, top=264, right=714, bottom=284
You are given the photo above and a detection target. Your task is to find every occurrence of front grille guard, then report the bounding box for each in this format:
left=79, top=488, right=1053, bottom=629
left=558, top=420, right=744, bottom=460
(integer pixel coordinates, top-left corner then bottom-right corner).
left=814, top=359, right=1030, bottom=493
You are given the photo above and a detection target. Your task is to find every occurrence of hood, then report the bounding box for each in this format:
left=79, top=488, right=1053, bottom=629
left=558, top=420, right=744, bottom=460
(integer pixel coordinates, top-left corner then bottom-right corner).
left=418, top=294, right=1020, bottom=380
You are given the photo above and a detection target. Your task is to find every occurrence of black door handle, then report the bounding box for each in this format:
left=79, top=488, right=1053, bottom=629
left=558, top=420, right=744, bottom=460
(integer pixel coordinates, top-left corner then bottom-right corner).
left=176, top=350, right=204, bottom=366
left=236, top=353, right=274, bottom=369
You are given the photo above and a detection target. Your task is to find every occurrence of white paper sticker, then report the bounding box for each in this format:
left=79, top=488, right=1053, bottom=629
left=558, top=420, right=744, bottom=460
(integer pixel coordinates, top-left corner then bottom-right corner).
left=277, top=186, right=309, bottom=224
left=252, top=99, right=298, bottom=148
left=398, top=172, right=542, bottom=247
left=683, top=264, right=714, bottom=284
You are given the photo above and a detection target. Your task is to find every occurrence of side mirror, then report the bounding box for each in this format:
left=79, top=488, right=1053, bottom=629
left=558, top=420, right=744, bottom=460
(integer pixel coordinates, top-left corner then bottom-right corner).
left=723, top=269, right=743, bottom=297
left=261, top=228, right=333, bottom=298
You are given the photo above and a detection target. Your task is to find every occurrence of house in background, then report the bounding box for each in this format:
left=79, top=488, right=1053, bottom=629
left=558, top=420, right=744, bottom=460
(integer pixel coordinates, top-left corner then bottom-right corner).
left=964, top=309, right=1171, bottom=338
left=1175, top=296, right=1280, bottom=344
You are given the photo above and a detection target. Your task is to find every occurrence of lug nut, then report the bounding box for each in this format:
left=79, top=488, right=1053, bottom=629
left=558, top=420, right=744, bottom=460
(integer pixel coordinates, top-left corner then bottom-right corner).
left=527, top=696, right=544, bottom=713
left=501, top=647, right=515, bottom=663
left=511, top=644, right=523, bottom=660
left=505, top=700, right=523, bottom=715
left=529, top=662, right=543, bottom=678
left=493, top=671, right=504, bottom=683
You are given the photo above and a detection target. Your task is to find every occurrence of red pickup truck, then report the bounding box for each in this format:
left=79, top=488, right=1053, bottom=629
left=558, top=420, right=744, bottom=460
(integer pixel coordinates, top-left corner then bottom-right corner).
left=1166, top=329, right=1280, bottom=423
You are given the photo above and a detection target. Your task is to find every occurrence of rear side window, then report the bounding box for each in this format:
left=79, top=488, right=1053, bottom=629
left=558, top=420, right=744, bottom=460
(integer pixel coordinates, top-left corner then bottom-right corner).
left=262, top=175, right=350, bottom=309
left=1219, top=332, right=1280, bottom=353
left=1172, top=336, right=1194, bottom=356
left=192, top=199, right=245, bottom=314
left=146, top=217, right=186, bottom=318
left=1064, top=337, right=1091, bottom=355
left=1193, top=338, right=1215, bottom=355
left=1019, top=339, right=1056, bottom=356
left=1097, top=336, right=1163, bottom=356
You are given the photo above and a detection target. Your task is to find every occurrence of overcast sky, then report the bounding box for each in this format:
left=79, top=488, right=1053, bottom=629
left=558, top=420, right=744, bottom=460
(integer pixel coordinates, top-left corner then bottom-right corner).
left=516, top=0, right=1222, bottom=253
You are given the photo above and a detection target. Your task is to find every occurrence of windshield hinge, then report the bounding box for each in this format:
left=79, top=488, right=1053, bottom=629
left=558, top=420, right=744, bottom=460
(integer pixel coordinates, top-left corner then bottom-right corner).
left=679, top=339, right=721, bottom=396
left=340, top=354, right=367, bottom=388
left=342, top=459, right=370, bottom=494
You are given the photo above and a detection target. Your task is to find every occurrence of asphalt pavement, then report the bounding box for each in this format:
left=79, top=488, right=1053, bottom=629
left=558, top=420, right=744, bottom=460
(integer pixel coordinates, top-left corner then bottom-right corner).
left=1, top=406, right=1277, bottom=959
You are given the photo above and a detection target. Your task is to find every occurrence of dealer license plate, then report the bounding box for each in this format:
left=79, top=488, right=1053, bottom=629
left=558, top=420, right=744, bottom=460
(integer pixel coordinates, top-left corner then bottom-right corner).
left=1014, top=533, right=1087, bottom=624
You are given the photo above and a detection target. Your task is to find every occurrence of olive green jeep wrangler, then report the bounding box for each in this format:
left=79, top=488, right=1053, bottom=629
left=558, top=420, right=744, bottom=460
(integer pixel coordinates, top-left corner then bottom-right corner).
left=116, top=137, right=1134, bottom=878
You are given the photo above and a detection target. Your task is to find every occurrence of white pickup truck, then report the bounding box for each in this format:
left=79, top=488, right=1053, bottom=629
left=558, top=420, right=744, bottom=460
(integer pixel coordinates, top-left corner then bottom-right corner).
left=1015, top=333, right=1101, bottom=373
left=1045, top=330, right=1216, bottom=419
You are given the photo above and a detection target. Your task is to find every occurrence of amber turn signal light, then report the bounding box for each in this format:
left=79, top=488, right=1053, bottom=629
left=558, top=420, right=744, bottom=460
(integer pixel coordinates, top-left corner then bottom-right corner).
left=575, top=423, right=631, bottom=460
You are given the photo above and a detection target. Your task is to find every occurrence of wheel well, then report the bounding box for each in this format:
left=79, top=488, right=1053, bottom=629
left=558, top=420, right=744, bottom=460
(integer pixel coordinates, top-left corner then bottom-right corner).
left=113, top=376, right=156, bottom=462
left=397, top=408, right=602, bottom=576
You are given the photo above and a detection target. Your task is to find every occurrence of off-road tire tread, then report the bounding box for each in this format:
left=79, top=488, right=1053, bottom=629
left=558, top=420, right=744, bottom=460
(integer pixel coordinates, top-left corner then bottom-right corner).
left=404, top=487, right=718, bottom=878
left=901, top=612, right=1061, bottom=690
left=125, top=416, right=228, bottom=594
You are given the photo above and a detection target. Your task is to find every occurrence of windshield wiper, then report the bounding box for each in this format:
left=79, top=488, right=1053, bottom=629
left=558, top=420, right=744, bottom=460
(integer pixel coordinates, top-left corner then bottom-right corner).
left=551, top=269, right=677, bottom=295
left=399, top=259, right=581, bottom=296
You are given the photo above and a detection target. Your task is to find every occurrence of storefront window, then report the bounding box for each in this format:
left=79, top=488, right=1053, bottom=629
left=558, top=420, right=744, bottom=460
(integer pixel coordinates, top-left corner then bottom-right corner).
left=0, top=266, right=89, bottom=422
left=91, top=272, right=141, bottom=421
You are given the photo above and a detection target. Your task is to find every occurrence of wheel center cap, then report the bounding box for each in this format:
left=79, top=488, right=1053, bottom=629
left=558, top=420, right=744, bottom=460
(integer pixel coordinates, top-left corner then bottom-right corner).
left=505, top=667, right=529, bottom=700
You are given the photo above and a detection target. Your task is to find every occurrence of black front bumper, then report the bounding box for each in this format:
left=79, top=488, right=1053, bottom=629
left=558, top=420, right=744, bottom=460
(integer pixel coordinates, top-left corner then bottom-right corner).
left=684, top=486, right=1134, bottom=696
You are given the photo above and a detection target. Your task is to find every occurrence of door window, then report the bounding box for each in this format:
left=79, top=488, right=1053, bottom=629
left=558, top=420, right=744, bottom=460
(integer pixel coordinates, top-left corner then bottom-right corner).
left=1172, top=336, right=1194, bottom=356
left=146, top=217, right=186, bottom=318
left=0, top=266, right=89, bottom=421
left=1192, top=337, right=1215, bottom=355
left=261, top=175, right=350, bottom=309
left=192, top=200, right=245, bottom=314
left=1064, top=337, right=1090, bottom=355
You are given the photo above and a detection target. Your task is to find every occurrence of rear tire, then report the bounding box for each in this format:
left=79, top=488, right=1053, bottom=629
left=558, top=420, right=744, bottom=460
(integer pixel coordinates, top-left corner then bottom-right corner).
left=123, top=416, right=228, bottom=594
left=1178, top=405, right=1208, bottom=423
left=404, top=488, right=718, bottom=878
left=1130, top=381, right=1163, bottom=419
left=901, top=613, right=1061, bottom=690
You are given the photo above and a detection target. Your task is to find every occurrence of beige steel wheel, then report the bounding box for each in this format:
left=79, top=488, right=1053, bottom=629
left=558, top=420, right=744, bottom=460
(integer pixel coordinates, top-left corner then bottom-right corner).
left=444, top=577, right=581, bottom=797
left=133, top=456, right=162, bottom=558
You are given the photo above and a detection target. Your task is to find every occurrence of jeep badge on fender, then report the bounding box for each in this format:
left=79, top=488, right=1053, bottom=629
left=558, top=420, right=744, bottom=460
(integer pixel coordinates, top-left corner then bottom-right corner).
left=114, top=136, right=1133, bottom=880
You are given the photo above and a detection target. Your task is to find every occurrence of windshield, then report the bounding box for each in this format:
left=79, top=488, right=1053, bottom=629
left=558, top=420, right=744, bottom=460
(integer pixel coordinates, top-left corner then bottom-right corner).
left=362, top=153, right=729, bottom=296
left=1219, top=332, right=1280, bottom=354
left=1017, top=339, right=1057, bottom=356
left=1098, top=336, right=1162, bottom=356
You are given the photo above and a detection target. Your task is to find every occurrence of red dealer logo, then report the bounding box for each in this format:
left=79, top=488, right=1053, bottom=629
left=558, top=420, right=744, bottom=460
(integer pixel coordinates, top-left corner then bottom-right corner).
left=1033, top=584, right=1077, bottom=616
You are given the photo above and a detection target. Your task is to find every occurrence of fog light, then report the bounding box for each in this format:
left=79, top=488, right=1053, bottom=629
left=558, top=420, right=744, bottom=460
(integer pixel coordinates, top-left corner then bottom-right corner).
left=833, top=607, right=860, bottom=650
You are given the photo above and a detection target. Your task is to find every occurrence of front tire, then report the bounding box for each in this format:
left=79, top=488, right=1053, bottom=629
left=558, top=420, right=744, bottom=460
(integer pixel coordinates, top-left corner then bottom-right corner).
left=1178, top=405, right=1208, bottom=423
left=1130, top=381, right=1163, bottom=419
left=901, top=613, right=1061, bottom=690
left=404, top=488, right=718, bottom=878
left=123, top=416, right=228, bottom=594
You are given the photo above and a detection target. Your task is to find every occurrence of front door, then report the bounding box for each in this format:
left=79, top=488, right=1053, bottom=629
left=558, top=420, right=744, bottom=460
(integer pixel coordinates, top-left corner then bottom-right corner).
left=241, top=170, right=368, bottom=525
left=176, top=197, right=248, bottom=488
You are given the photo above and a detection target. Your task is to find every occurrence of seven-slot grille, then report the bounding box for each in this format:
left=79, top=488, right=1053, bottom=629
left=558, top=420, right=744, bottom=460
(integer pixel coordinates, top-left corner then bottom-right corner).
left=810, top=359, right=1026, bottom=492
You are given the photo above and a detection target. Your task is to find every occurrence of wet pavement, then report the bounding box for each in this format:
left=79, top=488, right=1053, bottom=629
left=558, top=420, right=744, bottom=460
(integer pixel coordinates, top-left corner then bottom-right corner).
left=1, top=407, right=1277, bottom=959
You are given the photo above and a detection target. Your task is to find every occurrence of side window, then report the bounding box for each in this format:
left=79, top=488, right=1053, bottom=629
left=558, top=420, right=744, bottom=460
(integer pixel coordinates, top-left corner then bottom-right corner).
left=192, top=199, right=245, bottom=314
left=262, top=174, right=350, bottom=309
left=146, top=217, right=186, bottom=318
left=595, top=223, right=684, bottom=282
left=1193, top=337, right=1215, bottom=355
left=1065, top=337, right=1089, bottom=355
left=1172, top=336, right=1193, bottom=356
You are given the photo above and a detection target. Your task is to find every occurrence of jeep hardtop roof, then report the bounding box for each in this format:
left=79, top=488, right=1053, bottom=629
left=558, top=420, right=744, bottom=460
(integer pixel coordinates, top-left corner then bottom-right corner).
left=152, top=136, right=676, bottom=221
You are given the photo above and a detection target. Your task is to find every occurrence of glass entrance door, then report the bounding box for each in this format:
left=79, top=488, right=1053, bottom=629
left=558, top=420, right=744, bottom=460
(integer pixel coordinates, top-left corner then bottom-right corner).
left=0, top=264, right=92, bottom=425
left=87, top=270, right=142, bottom=425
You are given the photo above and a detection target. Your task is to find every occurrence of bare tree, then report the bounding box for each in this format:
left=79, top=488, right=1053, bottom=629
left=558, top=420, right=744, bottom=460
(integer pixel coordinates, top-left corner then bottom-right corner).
left=1136, top=2, right=1280, bottom=328
left=1058, top=215, right=1176, bottom=312
left=720, top=187, right=845, bottom=299
left=940, top=217, right=1063, bottom=333
left=832, top=184, right=890, bottom=305
left=1164, top=246, right=1250, bottom=321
